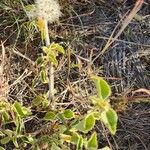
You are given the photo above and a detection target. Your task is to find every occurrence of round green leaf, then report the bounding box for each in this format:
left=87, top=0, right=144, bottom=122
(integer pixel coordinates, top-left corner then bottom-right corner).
left=44, top=111, right=56, bottom=121
left=63, top=109, right=74, bottom=119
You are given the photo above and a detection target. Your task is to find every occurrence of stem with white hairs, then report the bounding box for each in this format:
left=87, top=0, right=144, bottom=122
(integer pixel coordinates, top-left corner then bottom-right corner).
left=43, top=19, right=54, bottom=104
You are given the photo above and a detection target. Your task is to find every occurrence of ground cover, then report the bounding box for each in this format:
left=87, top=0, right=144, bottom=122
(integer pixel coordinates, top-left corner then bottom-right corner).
left=0, top=0, right=150, bottom=149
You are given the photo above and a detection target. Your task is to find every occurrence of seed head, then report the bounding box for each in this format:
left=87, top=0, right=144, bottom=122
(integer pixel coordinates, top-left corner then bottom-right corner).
left=35, top=0, right=61, bottom=23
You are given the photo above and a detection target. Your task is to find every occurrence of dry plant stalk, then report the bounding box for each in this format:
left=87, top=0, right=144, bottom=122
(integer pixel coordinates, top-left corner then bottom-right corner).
left=0, top=42, right=9, bottom=100
left=43, top=19, right=54, bottom=102
left=101, top=0, right=144, bottom=53
left=0, top=43, right=4, bottom=93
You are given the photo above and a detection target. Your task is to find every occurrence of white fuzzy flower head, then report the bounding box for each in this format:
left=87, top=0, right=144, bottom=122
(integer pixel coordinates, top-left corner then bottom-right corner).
left=35, top=0, right=61, bottom=23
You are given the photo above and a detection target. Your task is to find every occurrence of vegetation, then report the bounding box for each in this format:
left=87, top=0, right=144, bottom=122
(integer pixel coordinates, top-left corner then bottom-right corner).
left=0, top=0, right=149, bottom=149
left=0, top=74, right=117, bottom=149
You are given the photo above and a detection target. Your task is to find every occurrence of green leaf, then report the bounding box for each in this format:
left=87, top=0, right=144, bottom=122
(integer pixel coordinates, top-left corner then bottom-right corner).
left=2, top=111, right=10, bottom=122
left=57, top=113, right=65, bottom=123
left=1, top=136, right=11, bottom=144
left=0, top=146, right=5, bottom=150
left=21, top=135, right=35, bottom=144
left=71, top=134, right=83, bottom=150
left=15, top=116, right=23, bottom=134
left=44, top=111, right=56, bottom=121
left=0, top=131, right=4, bottom=137
left=74, top=119, right=84, bottom=132
left=32, top=95, right=45, bottom=106
left=106, top=109, right=118, bottom=134
left=78, top=136, right=84, bottom=150
left=71, top=63, right=80, bottom=69
left=75, top=114, right=95, bottom=133
left=42, top=98, right=49, bottom=108
left=13, top=101, right=31, bottom=117
left=101, top=108, right=118, bottom=135
left=59, top=125, right=67, bottom=134
left=27, top=135, right=35, bottom=144
left=63, top=109, right=74, bottom=119
left=12, top=137, right=19, bottom=148
left=51, top=143, right=61, bottom=150
left=14, top=102, right=25, bottom=116
left=40, top=69, right=48, bottom=83
left=42, top=46, right=50, bottom=54
left=3, top=129, right=13, bottom=137
left=32, top=94, right=49, bottom=108
left=51, top=43, right=65, bottom=54
left=91, top=76, right=111, bottom=100
left=84, top=114, right=95, bottom=131
left=47, top=53, right=58, bottom=66
left=70, top=132, right=80, bottom=145
left=36, top=57, right=45, bottom=66
left=60, top=134, right=71, bottom=143
left=42, top=46, right=58, bottom=66
left=87, top=132, right=98, bottom=150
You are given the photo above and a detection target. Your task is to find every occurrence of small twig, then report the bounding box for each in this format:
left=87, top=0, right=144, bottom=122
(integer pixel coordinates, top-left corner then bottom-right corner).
left=9, top=70, right=32, bottom=88
left=13, top=49, right=34, bottom=65
left=0, top=42, right=9, bottom=99
left=0, top=42, right=5, bottom=76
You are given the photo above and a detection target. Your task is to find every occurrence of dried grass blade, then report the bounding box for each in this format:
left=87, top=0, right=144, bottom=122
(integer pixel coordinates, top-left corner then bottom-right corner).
left=101, top=0, right=144, bottom=54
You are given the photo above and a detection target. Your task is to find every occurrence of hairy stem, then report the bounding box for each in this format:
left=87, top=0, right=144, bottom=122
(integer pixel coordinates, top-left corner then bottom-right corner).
left=44, top=19, right=54, bottom=104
